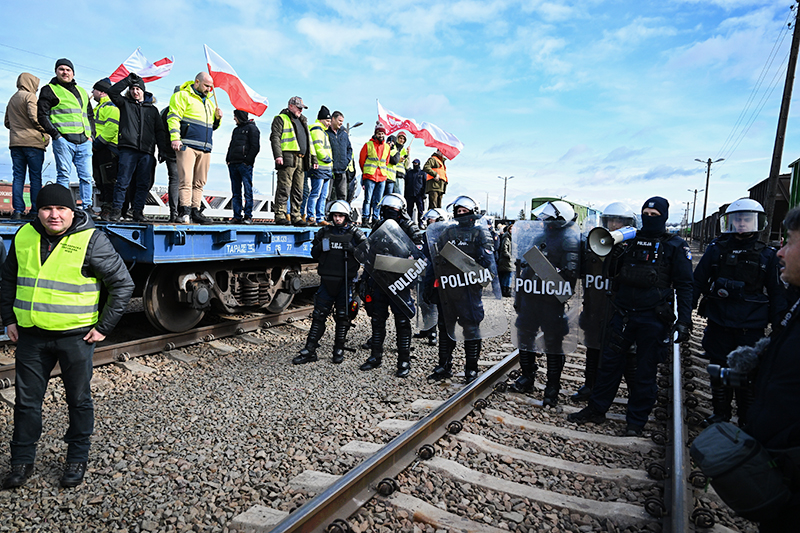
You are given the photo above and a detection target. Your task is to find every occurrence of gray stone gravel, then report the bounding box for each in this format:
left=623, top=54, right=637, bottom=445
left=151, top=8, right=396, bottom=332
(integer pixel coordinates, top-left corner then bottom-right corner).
left=0, top=299, right=758, bottom=532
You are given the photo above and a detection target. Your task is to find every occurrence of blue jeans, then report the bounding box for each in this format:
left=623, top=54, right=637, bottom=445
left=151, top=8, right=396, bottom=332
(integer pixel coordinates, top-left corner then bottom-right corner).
left=52, top=136, right=93, bottom=209
left=300, top=172, right=310, bottom=217
left=113, top=148, right=156, bottom=212
left=10, top=146, right=44, bottom=213
left=306, top=168, right=332, bottom=221
left=362, top=179, right=385, bottom=220
left=394, top=174, right=404, bottom=196
left=228, top=162, right=254, bottom=219
left=12, top=330, right=96, bottom=464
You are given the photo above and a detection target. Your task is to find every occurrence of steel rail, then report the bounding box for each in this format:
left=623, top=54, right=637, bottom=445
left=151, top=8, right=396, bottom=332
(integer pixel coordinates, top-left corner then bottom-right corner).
left=666, top=331, right=690, bottom=531
left=0, top=305, right=314, bottom=388
left=266, top=350, right=521, bottom=533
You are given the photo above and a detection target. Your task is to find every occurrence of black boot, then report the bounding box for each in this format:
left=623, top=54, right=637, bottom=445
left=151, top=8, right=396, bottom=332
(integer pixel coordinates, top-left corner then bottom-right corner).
left=464, top=339, right=481, bottom=384
left=703, top=385, right=733, bottom=426
left=360, top=318, right=385, bottom=371
left=292, top=309, right=326, bottom=364
left=543, top=353, right=565, bottom=407
left=572, top=347, right=600, bottom=402
left=191, top=207, right=213, bottom=225
left=509, top=350, right=538, bottom=393
left=395, top=316, right=412, bottom=378
left=332, top=314, right=349, bottom=364
left=427, top=323, right=454, bottom=381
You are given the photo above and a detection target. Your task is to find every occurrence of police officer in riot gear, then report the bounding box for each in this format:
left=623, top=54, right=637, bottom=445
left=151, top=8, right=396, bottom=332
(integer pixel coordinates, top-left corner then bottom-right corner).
left=359, top=193, right=423, bottom=377
left=693, top=198, right=786, bottom=426
left=427, top=195, right=499, bottom=383
left=509, top=201, right=581, bottom=407
left=573, top=202, right=637, bottom=402
left=294, top=200, right=366, bottom=365
left=569, top=197, right=693, bottom=436
left=414, top=208, right=450, bottom=346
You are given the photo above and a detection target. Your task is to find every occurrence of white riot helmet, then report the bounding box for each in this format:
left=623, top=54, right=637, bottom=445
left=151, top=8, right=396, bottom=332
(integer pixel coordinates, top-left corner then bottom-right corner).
left=448, top=195, right=480, bottom=217
left=378, top=193, right=407, bottom=218
left=600, top=202, right=636, bottom=230
left=719, top=198, right=766, bottom=234
left=424, top=208, right=449, bottom=223
left=533, top=200, right=576, bottom=227
left=327, top=200, right=352, bottom=224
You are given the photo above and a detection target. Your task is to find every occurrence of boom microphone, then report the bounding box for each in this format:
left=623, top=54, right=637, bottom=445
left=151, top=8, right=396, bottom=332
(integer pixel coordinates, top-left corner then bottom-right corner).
left=587, top=226, right=637, bottom=257
left=727, top=336, right=770, bottom=373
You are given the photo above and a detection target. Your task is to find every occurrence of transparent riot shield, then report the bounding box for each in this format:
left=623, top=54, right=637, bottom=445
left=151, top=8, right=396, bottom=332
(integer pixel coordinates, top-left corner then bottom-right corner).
left=579, top=231, right=613, bottom=350
left=511, top=220, right=582, bottom=354
left=354, top=219, right=427, bottom=318
left=426, top=216, right=507, bottom=341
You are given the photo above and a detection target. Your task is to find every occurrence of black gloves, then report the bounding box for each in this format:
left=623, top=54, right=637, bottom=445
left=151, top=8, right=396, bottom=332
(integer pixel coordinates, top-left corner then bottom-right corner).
left=674, top=322, right=691, bottom=344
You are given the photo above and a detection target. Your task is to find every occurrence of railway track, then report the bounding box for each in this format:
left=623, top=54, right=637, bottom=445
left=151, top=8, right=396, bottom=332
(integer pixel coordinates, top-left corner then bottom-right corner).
left=225, top=329, right=727, bottom=533
left=0, top=304, right=315, bottom=390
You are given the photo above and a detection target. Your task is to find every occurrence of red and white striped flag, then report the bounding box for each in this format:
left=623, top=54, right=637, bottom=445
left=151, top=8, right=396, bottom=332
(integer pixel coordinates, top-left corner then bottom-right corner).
left=377, top=100, right=464, bottom=159
left=109, top=48, right=174, bottom=83
left=204, top=45, right=269, bottom=116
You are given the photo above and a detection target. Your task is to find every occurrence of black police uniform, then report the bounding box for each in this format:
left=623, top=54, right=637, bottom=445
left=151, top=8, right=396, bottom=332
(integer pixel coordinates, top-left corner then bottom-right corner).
left=427, top=212, right=496, bottom=383
left=359, top=210, right=423, bottom=376
left=693, top=233, right=786, bottom=424
left=510, top=220, right=580, bottom=406
left=294, top=220, right=366, bottom=364
left=570, top=198, right=693, bottom=432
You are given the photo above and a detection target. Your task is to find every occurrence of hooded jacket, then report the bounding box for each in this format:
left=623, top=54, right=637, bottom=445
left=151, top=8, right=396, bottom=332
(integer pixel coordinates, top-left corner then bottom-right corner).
left=4, top=73, right=50, bottom=149
left=0, top=210, right=134, bottom=337
left=107, top=75, right=168, bottom=156
left=167, top=80, right=221, bottom=153
left=226, top=118, right=261, bottom=166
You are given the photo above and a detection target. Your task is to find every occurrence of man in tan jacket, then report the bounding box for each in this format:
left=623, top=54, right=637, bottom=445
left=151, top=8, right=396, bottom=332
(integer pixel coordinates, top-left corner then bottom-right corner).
left=4, top=73, right=49, bottom=219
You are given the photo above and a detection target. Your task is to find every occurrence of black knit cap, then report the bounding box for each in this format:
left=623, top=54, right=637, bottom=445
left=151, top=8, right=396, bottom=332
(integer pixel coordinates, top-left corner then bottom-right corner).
left=55, top=58, right=74, bottom=73
left=93, top=77, right=111, bottom=93
left=642, top=196, right=669, bottom=217
left=317, top=105, right=331, bottom=120
left=37, top=183, right=75, bottom=211
left=234, top=109, right=249, bottom=123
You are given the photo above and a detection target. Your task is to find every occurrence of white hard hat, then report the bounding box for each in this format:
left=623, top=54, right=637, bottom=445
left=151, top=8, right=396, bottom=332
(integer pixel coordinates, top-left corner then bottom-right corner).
left=720, top=198, right=766, bottom=234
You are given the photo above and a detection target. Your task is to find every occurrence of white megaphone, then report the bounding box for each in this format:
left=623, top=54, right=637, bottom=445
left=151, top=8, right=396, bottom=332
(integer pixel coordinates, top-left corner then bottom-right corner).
left=587, top=226, right=637, bottom=257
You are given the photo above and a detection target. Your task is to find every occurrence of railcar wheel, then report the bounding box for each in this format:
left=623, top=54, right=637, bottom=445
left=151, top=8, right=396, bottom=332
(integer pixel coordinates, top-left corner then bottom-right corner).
left=265, top=290, right=294, bottom=314
left=144, top=266, right=205, bottom=332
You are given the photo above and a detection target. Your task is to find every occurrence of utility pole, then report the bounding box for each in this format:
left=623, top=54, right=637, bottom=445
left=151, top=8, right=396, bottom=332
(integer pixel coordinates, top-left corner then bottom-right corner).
left=687, top=187, right=704, bottom=241
left=695, top=158, right=724, bottom=247
left=497, top=176, right=514, bottom=220
left=764, top=1, right=800, bottom=242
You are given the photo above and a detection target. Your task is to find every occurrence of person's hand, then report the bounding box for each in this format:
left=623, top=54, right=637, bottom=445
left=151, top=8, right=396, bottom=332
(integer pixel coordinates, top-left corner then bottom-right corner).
left=275, top=157, right=284, bottom=166
left=171, top=140, right=182, bottom=151
left=6, top=324, right=18, bottom=343
left=214, top=108, right=223, bottom=119
left=674, top=322, right=691, bottom=344
left=83, top=328, right=106, bottom=344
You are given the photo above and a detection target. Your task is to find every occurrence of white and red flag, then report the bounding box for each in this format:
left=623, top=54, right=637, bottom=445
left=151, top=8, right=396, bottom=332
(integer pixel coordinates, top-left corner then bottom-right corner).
left=377, top=100, right=463, bottom=159
left=204, top=45, right=269, bottom=116
left=109, top=48, right=174, bottom=83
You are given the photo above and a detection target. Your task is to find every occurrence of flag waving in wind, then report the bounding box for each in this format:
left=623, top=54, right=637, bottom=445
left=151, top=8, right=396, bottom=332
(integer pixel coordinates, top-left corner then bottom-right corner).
left=110, top=48, right=174, bottom=83
left=377, top=100, right=464, bottom=159
left=204, top=45, right=269, bottom=116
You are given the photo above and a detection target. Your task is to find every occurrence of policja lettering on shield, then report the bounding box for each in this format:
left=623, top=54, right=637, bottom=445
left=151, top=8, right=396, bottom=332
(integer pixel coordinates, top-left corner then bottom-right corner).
left=584, top=274, right=610, bottom=292
left=440, top=267, right=493, bottom=289
left=386, top=256, right=429, bottom=295
left=515, top=277, right=573, bottom=296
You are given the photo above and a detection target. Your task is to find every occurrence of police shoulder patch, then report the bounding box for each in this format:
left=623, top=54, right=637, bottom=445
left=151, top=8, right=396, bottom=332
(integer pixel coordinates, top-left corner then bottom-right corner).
left=684, top=246, right=692, bottom=260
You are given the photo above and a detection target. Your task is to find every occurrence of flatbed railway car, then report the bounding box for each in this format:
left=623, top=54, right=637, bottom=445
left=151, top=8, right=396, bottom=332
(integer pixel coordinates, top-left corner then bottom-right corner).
left=0, top=220, right=339, bottom=333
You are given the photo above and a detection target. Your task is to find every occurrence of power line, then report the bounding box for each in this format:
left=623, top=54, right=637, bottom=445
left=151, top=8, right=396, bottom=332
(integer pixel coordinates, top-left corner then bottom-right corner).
left=0, top=42, right=106, bottom=74
left=715, top=9, right=792, bottom=161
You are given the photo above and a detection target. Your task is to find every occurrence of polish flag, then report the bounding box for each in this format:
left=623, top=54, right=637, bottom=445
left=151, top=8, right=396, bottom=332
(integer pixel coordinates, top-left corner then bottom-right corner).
left=109, top=48, right=174, bottom=83
left=204, top=45, right=269, bottom=116
left=377, top=100, right=464, bottom=160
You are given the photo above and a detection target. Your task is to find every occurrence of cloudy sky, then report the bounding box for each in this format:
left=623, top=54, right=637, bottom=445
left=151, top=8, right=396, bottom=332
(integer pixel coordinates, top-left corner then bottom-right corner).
left=1, top=0, right=799, bottom=222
